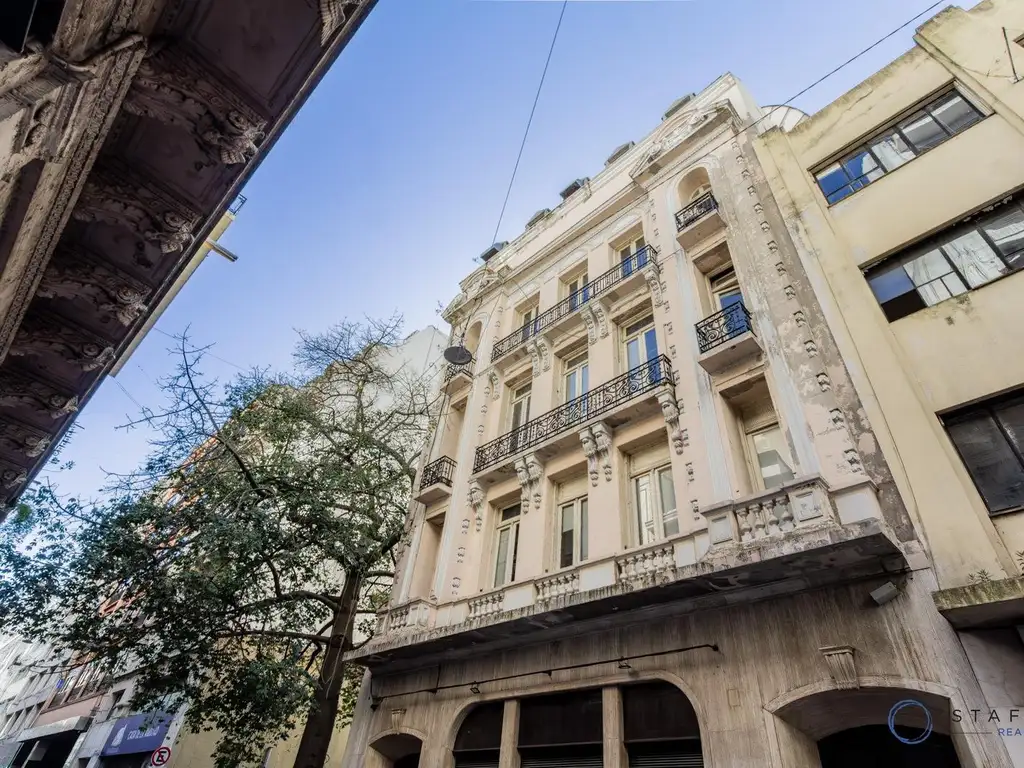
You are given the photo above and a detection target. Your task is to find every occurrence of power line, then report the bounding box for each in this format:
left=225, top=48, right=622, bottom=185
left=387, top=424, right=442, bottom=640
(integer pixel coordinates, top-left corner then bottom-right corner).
left=151, top=326, right=246, bottom=371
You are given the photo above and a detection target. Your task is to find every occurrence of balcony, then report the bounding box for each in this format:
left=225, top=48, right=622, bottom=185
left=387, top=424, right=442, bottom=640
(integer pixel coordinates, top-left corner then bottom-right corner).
left=414, top=456, right=455, bottom=505
left=443, top=359, right=473, bottom=396
left=490, top=245, right=660, bottom=365
left=473, top=355, right=673, bottom=478
left=675, top=192, right=724, bottom=250
left=695, top=301, right=761, bottom=375
left=349, top=476, right=904, bottom=669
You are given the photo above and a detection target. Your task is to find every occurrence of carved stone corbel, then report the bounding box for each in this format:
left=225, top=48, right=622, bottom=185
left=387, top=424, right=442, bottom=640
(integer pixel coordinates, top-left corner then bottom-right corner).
left=656, top=390, right=685, bottom=455
left=124, top=48, right=266, bottom=166
left=72, top=165, right=201, bottom=256
left=514, top=453, right=545, bottom=511
left=581, top=305, right=598, bottom=345
left=0, top=463, right=28, bottom=490
left=591, top=422, right=613, bottom=482
left=320, top=0, right=363, bottom=45
left=0, top=417, right=51, bottom=458
left=467, top=479, right=484, bottom=531
left=528, top=336, right=551, bottom=378
left=0, top=372, right=77, bottom=419
left=487, top=370, right=502, bottom=401
left=580, top=427, right=599, bottom=487
left=643, top=259, right=665, bottom=307
left=10, top=314, right=115, bottom=371
left=36, top=253, right=151, bottom=326
left=590, top=300, right=609, bottom=340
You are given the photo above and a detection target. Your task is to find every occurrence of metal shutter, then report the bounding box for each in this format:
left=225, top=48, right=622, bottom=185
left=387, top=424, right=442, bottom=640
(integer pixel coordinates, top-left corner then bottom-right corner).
left=520, top=755, right=604, bottom=768
left=627, top=744, right=704, bottom=768
left=454, top=758, right=499, bottom=768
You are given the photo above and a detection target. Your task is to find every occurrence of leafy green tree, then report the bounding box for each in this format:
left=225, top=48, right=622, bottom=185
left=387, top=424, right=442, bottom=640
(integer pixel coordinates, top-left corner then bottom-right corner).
left=0, top=316, right=435, bottom=768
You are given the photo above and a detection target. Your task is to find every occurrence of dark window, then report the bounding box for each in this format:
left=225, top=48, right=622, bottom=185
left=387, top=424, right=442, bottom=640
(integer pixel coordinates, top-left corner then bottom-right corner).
left=865, top=199, right=1024, bottom=321
left=944, top=391, right=1024, bottom=514
left=454, top=702, right=503, bottom=768
left=519, top=689, right=603, bottom=748
left=813, top=90, right=983, bottom=204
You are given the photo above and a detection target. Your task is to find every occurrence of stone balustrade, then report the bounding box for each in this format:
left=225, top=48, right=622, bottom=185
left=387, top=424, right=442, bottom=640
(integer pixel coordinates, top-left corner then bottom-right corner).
left=388, top=605, right=410, bottom=631
left=616, top=543, right=676, bottom=589
left=702, top=475, right=833, bottom=546
left=467, top=591, right=505, bottom=619
left=535, top=571, right=580, bottom=603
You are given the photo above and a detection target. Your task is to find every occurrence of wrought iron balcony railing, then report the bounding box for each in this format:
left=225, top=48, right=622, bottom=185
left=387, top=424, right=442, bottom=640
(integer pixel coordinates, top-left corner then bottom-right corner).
left=696, top=302, right=754, bottom=354
left=444, top=360, right=473, bottom=383
left=675, top=191, right=718, bottom=231
left=420, top=456, right=456, bottom=490
left=490, top=245, right=659, bottom=363
left=474, top=355, right=673, bottom=472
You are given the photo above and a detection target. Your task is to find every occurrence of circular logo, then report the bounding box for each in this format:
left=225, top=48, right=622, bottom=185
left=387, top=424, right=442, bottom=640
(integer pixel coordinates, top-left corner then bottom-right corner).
left=888, top=699, right=933, bottom=745
left=151, top=746, right=172, bottom=767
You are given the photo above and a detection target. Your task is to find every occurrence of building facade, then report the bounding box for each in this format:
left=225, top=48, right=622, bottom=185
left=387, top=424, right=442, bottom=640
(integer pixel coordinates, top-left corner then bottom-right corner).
left=0, top=0, right=377, bottom=517
left=342, top=65, right=1020, bottom=768
left=754, top=0, right=1024, bottom=764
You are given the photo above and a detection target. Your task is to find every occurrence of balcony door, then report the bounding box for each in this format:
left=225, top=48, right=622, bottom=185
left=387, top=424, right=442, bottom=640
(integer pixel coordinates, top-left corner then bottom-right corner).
left=710, top=267, right=746, bottom=336
left=564, top=353, right=589, bottom=419
left=509, top=383, right=532, bottom=454
left=493, top=503, right=522, bottom=587
left=567, top=272, right=589, bottom=311
left=620, top=236, right=647, bottom=277
left=624, top=315, right=659, bottom=386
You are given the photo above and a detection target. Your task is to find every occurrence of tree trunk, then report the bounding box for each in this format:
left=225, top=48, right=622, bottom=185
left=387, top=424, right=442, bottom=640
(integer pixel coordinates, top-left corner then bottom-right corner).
left=292, top=572, right=362, bottom=768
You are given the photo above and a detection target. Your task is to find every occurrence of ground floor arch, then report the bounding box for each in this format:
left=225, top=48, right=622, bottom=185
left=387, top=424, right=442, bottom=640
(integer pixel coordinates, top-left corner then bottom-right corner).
left=367, top=732, right=423, bottom=768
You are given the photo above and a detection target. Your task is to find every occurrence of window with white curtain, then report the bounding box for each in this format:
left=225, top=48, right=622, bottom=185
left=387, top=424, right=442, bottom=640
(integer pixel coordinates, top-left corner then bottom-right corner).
left=865, top=199, right=1024, bottom=321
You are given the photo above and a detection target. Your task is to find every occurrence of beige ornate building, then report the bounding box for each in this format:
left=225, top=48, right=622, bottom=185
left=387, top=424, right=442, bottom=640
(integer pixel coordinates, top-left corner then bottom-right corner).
left=0, top=0, right=377, bottom=516
left=342, top=41, right=1019, bottom=768
left=754, top=0, right=1024, bottom=765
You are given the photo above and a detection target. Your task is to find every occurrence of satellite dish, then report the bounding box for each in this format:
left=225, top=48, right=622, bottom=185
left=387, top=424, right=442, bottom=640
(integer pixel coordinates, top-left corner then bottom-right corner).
left=444, top=345, right=473, bottom=365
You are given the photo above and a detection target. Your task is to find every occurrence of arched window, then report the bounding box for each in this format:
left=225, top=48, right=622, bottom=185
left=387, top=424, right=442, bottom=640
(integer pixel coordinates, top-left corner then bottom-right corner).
left=453, top=702, right=503, bottom=768
left=623, top=681, right=703, bottom=767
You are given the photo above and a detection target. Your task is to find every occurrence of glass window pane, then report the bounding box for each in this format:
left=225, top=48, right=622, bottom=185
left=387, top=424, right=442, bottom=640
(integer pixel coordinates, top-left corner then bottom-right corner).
left=626, top=338, right=641, bottom=371
left=903, top=249, right=964, bottom=306
left=868, top=265, right=917, bottom=304
left=658, top=468, right=679, bottom=537
left=501, top=504, right=521, bottom=522
left=494, top=528, right=509, bottom=586
left=947, top=414, right=1024, bottom=513
left=565, top=371, right=577, bottom=402
left=841, top=149, right=883, bottom=184
left=899, top=111, right=947, bottom=152
left=997, top=398, right=1024, bottom=459
left=635, top=475, right=656, bottom=545
left=560, top=504, right=574, bottom=568
left=581, top=364, right=588, bottom=394
left=929, top=93, right=982, bottom=134
left=868, top=130, right=915, bottom=171
left=643, top=328, right=659, bottom=360
left=815, top=162, right=850, bottom=197
left=941, top=231, right=1007, bottom=288
left=510, top=524, right=520, bottom=582
left=826, top=185, right=856, bottom=205
left=579, top=499, right=588, bottom=562
left=981, top=206, right=1024, bottom=267
left=752, top=427, right=796, bottom=489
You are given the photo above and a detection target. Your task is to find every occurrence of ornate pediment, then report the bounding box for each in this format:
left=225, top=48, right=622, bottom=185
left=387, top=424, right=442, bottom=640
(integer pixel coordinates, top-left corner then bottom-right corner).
left=629, top=108, right=719, bottom=179
left=123, top=46, right=266, bottom=166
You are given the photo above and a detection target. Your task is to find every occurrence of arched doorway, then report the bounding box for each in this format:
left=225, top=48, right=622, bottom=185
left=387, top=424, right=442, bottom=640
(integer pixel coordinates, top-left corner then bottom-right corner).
left=774, top=687, right=963, bottom=768
left=368, top=733, right=423, bottom=768
left=453, top=701, right=503, bottom=768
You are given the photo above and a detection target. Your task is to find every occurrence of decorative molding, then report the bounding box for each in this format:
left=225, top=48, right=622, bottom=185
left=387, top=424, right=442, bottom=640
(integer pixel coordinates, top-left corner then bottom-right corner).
left=816, top=372, right=832, bottom=392
left=819, top=645, right=858, bottom=689
left=0, top=417, right=51, bottom=458
left=803, top=340, right=818, bottom=357
left=320, top=0, right=363, bottom=45
left=0, top=460, right=28, bottom=490
left=580, top=427, right=599, bottom=487
left=72, top=165, right=201, bottom=257
left=124, top=47, right=266, bottom=166
left=10, top=314, right=115, bottom=371
left=0, top=372, right=77, bottom=419
left=656, top=390, right=684, bottom=455
left=36, top=254, right=152, bottom=326
left=487, top=370, right=501, bottom=401
left=793, top=310, right=807, bottom=327
left=843, top=449, right=864, bottom=474
left=528, top=337, right=551, bottom=378
left=467, top=480, right=484, bottom=531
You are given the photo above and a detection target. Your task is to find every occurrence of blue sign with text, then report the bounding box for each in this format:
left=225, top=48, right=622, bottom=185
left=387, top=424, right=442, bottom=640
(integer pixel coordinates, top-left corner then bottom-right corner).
left=101, top=712, right=172, bottom=756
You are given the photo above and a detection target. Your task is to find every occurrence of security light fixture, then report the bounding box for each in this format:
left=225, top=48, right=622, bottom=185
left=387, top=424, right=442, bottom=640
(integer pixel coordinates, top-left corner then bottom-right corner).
left=470, top=683, right=481, bottom=694
left=870, top=581, right=900, bottom=606
left=617, top=658, right=632, bottom=670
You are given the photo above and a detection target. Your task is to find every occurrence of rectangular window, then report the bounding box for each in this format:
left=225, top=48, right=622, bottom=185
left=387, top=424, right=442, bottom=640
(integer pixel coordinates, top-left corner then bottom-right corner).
left=519, top=306, right=539, bottom=343
left=620, top=236, right=647, bottom=276
left=494, top=504, right=522, bottom=587
left=747, top=424, right=796, bottom=490
left=633, top=464, right=678, bottom=546
left=943, top=392, right=1024, bottom=514
left=509, top=383, right=532, bottom=454
left=866, top=199, right=1024, bottom=321
left=567, top=272, right=590, bottom=310
left=558, top=497, right=588, bottom=568
left=813, top=89, right=983, bottom=204
left=564, top=352, right=589, bottom=410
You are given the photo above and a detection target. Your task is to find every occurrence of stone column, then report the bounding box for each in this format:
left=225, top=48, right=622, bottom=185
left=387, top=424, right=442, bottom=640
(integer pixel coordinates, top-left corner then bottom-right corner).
left=499, top=699, right=521, bottom=768
left=603, top=686, right=626, bottom=768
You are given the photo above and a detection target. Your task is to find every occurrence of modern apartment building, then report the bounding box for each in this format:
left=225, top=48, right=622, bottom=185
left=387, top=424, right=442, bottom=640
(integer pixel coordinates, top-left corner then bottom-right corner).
left=754, top=0, right=1024, bottom=764
left=342, top=58, right=1017, bottom=766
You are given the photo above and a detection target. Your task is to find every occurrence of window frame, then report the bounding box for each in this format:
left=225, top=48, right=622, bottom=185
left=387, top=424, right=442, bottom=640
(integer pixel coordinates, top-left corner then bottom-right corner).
left=563, top=352, right=589, bottom=404
left=812, top=87, right=985, bottom=205
left=864, top=197, right=1024, bottom=322
left=493, top=503, right=522, bottom=587
left=942, top=391, right=1024, bottom=515
left=632, top=463, right=678, bottom=546
left=557, top=495, right=589, bottom=569
left=744, top=421, right=797, bottom=492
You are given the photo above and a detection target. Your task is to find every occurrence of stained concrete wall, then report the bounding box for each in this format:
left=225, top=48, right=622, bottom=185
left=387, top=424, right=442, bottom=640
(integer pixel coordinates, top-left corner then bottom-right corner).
left=753, top=0, right=1024, bottom=589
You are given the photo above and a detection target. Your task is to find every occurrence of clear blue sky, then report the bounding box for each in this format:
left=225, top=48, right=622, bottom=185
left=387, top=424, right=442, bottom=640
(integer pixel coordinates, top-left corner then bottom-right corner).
left=50, top=0, right=936, bottom=499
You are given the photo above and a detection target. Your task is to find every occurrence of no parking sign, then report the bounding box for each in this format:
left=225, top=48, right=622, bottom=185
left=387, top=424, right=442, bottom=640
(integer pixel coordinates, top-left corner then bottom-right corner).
left=151, top=746, right=172, bottom=767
